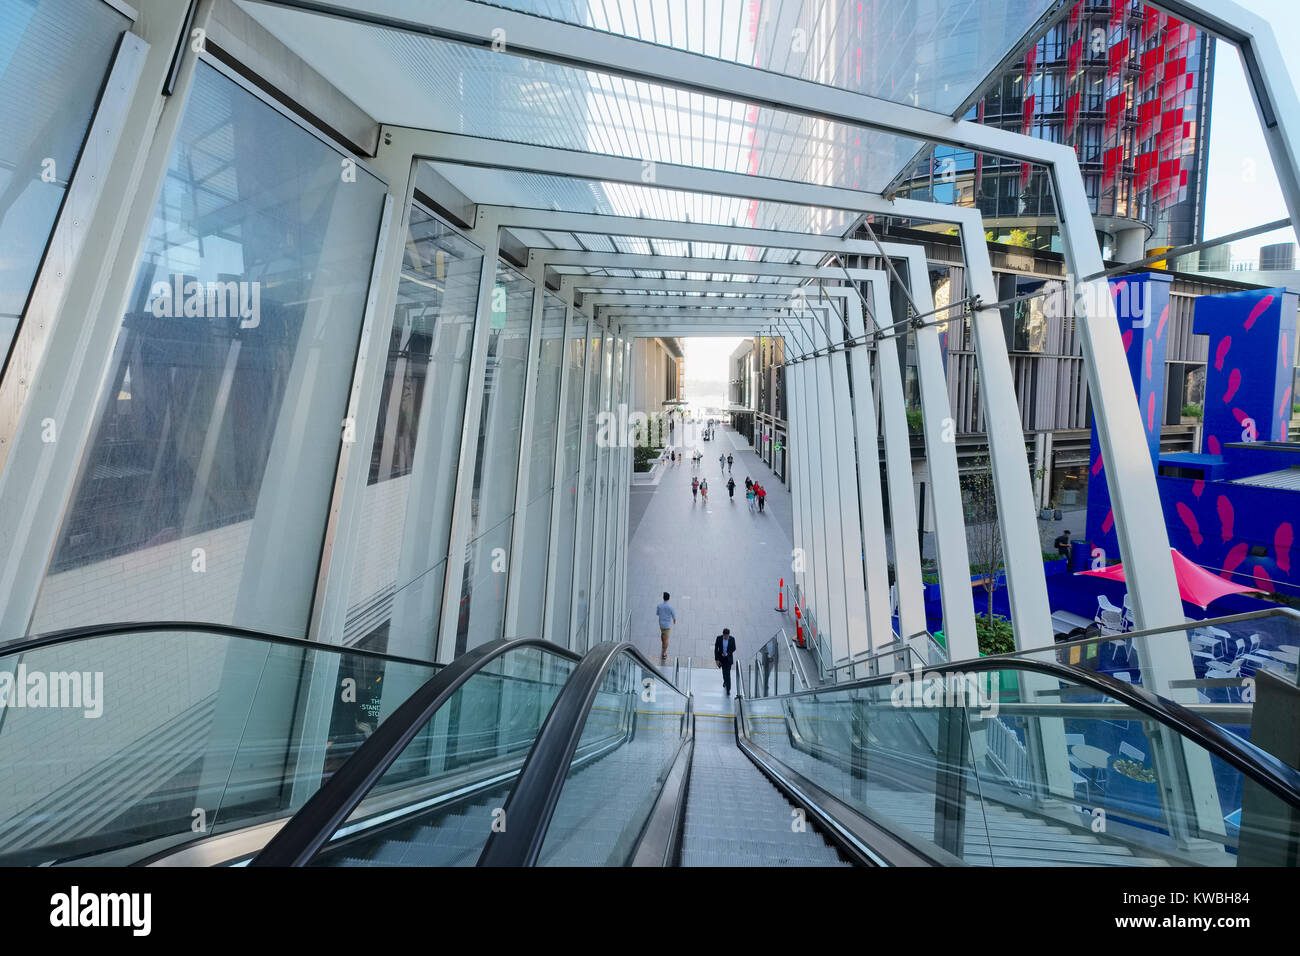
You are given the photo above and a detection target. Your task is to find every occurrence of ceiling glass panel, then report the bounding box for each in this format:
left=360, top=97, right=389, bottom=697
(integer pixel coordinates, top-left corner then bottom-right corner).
left=476, top=0, right=1057, bottom=114
left=424, top=165, right=858, bottom=237
left=241, top=2, right=926, bottom=193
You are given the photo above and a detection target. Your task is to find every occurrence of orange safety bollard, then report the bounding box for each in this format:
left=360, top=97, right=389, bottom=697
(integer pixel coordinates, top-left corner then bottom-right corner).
left=794, top=602, right=804, bottom=647
left=775, top=578, right=785, bottom=612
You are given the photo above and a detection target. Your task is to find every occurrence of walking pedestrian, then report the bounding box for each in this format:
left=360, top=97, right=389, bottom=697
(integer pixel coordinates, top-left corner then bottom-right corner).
left=726, top=453, right=734, bottom=472
left=746, top=485, right=756, bottom=512
left=715, top=628, right=737, bottom=697
left=656, top=592, right=676, bottom=663
left=727, top=476, right=736, bottom=500
left=719, top=453, right=725, bottom=471
left=744, top=476, right=752, bottom=492
left=691, top=475, right=699, bottom=501
left=757, top=483, right=767, bottom=513
left=700, top=478, right=709, bottom=502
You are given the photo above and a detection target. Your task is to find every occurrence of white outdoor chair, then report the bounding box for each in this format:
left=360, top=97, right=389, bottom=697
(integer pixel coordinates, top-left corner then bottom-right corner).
left=1119, top=741, right=1146, bottom=763
left=1095, top=595, right=1126, bottom=633
left=1121, top=592, right=1136, bottom=630
left=1108, top=639, right=1129, bottom=666
left=1192, top=635, right=1224, bottom=665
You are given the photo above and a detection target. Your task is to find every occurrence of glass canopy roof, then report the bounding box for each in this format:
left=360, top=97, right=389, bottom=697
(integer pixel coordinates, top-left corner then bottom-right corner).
left=240, top=0, right=1056, bottom=247
left=477, top=0, right=1058, bottom=115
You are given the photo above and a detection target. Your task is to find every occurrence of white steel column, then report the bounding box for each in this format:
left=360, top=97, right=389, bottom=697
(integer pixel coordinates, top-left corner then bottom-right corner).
left=804, top=298, right=853, bottom=663
left=779, top=322, right=811, bottom=634
left=1051, top=162, right=1189, bottom=681
left=503, top=264, right=548, bottom=637
left=599, top=330, right=625, bottom=641
left=540, top=280, right=581, bottom=644
left=839, top=287, right=895, bottom=651
left=436, top=212, right=502, bottom=662
left=954, top=221, right=1052, bottom=654
left=884, top=252, right=979, bottom=658
left=793, top=310, right=831, bottom=662
left=869, top=283, right=929, bottom=647
left=565, top=317, right=598, bottom=650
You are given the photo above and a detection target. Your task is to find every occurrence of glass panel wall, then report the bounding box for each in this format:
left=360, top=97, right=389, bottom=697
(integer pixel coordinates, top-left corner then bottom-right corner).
left=546, top=313, right=587, bottom=645
left=347, top=205, right=483, bottom=661
left=570, top=329, right=604, bottom=649
left=0, top=0, right=130, bottom=360
left=31, top=62, right=387, bottom=637
left=453, top=264, right=533, bottom=655
left=509, top=292, right=566, bottom=636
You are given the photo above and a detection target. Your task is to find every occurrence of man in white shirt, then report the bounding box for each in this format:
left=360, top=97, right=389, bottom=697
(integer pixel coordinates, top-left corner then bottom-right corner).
left=656, top=592, right=676, bottom=662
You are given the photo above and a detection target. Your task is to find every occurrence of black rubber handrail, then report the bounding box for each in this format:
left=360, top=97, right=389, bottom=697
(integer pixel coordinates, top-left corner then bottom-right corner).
left=744, top=655, right=1300, bottom=812
left=250, top=637, right=582, bottom=866
left=0, top=620, right=439, bottom=670
left=476, top=641, right=689, bottom=867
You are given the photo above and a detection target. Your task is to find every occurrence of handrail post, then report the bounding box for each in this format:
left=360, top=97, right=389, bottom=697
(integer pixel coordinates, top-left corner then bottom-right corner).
left=849, top=697, right=869, bottom=803
left=932, top=703, right=970, bottom=859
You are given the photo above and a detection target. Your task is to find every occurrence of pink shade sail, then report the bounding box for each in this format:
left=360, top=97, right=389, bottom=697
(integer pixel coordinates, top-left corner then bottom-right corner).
left=1076, top=548, right=1263, bottom=609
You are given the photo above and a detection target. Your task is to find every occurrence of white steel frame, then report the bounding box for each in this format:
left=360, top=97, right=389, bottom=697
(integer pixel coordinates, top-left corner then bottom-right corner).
left=0, top=0, right=1294, bottom=717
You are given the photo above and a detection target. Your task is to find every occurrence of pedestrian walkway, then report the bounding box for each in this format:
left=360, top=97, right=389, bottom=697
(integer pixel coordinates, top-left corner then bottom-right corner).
left=626, top=427, right=793, bottom=669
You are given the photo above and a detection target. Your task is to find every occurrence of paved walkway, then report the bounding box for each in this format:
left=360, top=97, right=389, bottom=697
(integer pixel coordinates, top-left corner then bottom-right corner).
left=626, top=426, right=793, bottom=669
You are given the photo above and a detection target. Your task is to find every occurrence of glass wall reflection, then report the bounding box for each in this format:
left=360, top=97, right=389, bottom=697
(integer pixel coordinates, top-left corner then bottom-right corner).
left=0, top=0, right=130, bottom=359
left=546, top=315, right=587, bottom=645
left=347, top=204, right=484, bottom=662
left=454, top=264, right=533, bottom=655
left=31, top=63, right=387, bottom=637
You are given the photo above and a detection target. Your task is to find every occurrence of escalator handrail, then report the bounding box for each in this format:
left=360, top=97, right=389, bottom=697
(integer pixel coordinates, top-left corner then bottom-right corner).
left=250, top=637, right=582, bottom=867
left=0, top=620, right=440, bottom=670
left=476, top=641, right=689, bottom=867
left=743, top=654, right=1300, bottom=812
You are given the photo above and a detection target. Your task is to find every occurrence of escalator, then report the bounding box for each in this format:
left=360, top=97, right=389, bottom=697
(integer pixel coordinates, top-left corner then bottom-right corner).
left=2, top=623, right=1297, bottom=867
left=0, top=623, right=557, bottom=866
left=253, top=633, right=1300, bottom=867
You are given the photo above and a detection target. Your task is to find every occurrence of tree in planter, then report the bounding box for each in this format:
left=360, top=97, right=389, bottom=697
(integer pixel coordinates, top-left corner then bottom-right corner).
left=962, top=457, right=1002, bottom=624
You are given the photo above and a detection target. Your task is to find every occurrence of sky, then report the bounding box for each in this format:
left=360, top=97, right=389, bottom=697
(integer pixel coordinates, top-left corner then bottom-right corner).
left=1202, top=0, right=1299, bottom=263
left=682, top=336, right=744, bottom=410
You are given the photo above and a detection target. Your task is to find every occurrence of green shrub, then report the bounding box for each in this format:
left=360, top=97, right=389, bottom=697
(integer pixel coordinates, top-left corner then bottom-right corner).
left=975, top=614, right=1016, bottom=656
left=1181, top=403, right=1202, bottom=419
left=633, top=444, right=663, bottom=472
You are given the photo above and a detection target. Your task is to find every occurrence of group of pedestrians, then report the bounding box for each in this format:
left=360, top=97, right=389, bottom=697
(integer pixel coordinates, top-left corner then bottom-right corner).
left=654, top=592, right=739, bottom=697
left=688, top=453, right=765, bottom=514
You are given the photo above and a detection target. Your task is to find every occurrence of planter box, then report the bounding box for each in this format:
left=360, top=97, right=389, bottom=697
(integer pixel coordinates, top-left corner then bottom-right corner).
left=1043, top=558, right=1068, bottom=576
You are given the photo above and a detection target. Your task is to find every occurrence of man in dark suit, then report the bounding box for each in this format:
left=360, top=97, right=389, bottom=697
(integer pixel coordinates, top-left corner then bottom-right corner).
left=714, top=628, right=737, bottom=697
